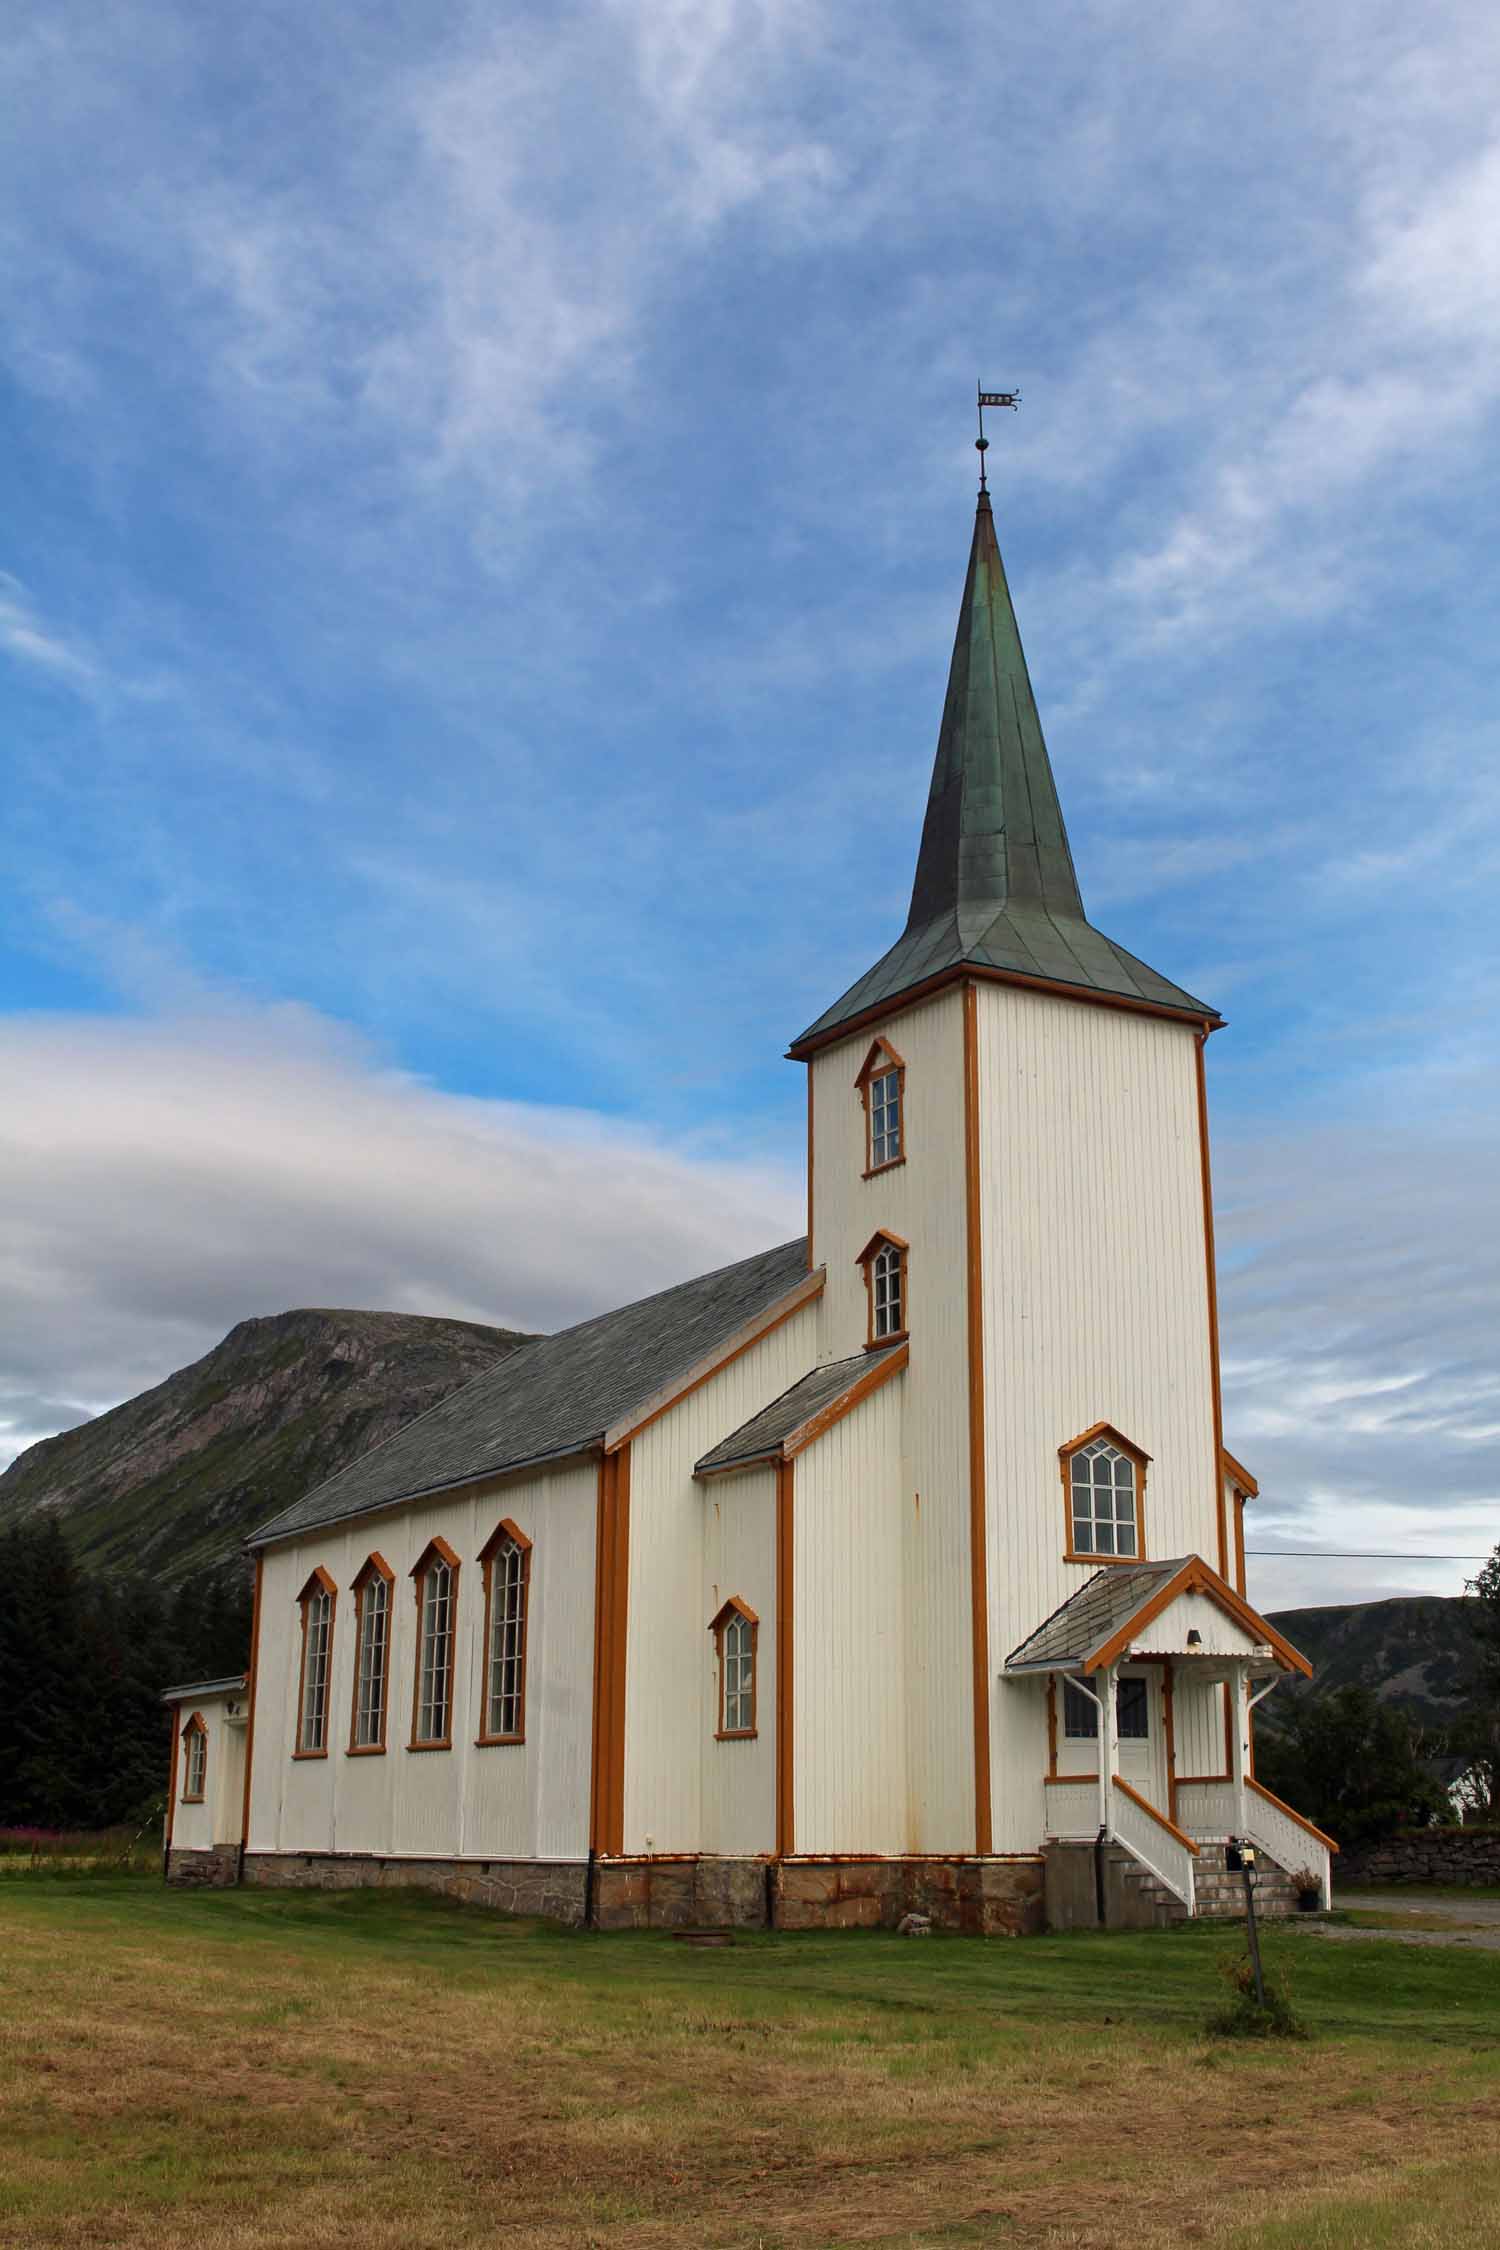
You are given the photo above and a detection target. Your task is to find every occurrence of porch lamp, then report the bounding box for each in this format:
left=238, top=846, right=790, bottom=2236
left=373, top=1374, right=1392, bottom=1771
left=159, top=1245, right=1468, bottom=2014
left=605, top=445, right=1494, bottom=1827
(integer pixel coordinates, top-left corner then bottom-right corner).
left=1185, top=1629, right=1203, bottom=1648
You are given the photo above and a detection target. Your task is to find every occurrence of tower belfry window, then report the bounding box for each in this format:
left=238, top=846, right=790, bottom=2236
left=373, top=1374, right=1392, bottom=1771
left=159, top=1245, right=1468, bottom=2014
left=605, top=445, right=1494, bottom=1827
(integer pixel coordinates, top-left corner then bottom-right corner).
left=855, top=1039, right=906, bottom=1177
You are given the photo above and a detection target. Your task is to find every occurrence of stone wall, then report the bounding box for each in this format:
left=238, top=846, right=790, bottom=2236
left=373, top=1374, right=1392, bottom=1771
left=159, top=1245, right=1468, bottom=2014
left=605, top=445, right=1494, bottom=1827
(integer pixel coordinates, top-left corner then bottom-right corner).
left=1338, top=1830, right=1500, bottom=1887
left=241, top=1851, right=589, bottom=1925
left=166, top=1845, right=241, bottom=1888
left=592, top=1857, right=769, bottom=1930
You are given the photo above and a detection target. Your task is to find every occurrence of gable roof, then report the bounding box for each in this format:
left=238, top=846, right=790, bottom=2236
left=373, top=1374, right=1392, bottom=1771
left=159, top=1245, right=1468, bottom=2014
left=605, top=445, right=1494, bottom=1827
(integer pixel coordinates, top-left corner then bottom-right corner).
left=1004, top=1554, right=1312, bottom=1677
left=789, top=492, right=1219, bottom=1055
left=694, top=1345, right=906, bottom=1475
left=248, top=1238, right=816, bottom=1550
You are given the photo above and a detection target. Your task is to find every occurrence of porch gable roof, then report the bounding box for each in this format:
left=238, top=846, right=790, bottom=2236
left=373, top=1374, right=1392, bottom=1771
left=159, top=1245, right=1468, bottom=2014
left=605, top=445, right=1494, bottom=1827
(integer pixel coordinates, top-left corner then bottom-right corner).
left=1004, top=1554, right=1312, bottom=1678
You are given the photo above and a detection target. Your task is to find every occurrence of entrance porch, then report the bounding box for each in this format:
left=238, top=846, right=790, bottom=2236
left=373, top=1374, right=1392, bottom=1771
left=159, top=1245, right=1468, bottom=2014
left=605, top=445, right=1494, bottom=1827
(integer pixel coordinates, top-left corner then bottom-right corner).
left=1006, top=1556, right=1336, bottom=1924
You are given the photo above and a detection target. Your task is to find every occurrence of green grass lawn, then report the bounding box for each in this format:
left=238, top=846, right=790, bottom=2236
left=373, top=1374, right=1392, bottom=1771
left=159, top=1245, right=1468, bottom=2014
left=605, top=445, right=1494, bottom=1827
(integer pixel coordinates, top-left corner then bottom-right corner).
left=2, top=1872, right=1499, bottom=2248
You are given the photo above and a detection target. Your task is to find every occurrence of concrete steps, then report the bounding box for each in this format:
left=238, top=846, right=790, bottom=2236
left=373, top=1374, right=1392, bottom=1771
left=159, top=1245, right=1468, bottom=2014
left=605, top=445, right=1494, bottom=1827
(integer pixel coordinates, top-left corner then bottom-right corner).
left=1044, top=1838, right=1301, bottom=1930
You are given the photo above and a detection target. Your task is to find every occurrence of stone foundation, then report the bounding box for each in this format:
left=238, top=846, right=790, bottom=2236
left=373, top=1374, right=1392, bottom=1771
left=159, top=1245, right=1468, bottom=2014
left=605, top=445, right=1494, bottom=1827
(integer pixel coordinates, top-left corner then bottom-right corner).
left=772, top=1856, right=1045, bottom=1936
left=196, top=1850, right=1046, bottom=1935
left=166, top=1845, right=241, bottom=1888
left=241, top=1851, right=590, bottom=1925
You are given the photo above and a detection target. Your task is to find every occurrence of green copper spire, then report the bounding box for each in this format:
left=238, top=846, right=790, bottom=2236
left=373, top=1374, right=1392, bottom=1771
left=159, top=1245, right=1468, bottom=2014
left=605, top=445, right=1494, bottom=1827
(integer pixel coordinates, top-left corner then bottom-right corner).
left=790, top=493, right=1219, bottom=1054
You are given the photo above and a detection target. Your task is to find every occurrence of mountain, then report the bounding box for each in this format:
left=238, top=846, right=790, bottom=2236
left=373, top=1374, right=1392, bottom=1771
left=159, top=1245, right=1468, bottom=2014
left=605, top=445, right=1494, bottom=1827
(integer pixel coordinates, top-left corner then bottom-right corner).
left=0, top=1309, right=535, bottom=1583
left=1265, top=1597, right=1484, bottom=1731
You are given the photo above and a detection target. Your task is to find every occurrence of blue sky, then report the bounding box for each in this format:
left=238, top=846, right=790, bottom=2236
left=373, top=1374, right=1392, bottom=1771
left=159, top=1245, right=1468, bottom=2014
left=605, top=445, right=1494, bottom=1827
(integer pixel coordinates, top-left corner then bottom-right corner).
left=3, top=0, right=1497, bottom=1610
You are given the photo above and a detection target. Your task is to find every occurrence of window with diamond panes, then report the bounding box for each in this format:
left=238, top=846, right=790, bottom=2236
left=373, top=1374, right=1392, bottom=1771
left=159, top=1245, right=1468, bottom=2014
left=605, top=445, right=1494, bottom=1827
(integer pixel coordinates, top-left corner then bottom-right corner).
left=871, top=1240, right=904, bottom=1340
left=351, top=1568, right=390, bottom=1750
left=484, top=1537, right=528, bottom=1741
left=414, top=1556, right=455, bottom=1745
left=297, top=1584, right=334, bottom=1753
left=1068, top=1437, right=1139, bottom=1557
left=869, top=1067, right=902, bottom=1169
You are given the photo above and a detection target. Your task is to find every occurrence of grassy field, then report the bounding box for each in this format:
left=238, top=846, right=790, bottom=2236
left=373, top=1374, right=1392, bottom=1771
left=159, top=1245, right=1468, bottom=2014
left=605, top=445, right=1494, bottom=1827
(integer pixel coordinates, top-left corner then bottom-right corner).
left=2, top=1875, right=1499, bottom=2249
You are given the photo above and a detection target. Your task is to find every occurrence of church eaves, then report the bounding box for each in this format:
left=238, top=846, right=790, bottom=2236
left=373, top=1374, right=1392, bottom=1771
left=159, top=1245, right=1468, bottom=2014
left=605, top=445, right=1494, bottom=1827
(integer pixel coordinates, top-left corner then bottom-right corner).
left=789, top=491, right=1220, bottom=1055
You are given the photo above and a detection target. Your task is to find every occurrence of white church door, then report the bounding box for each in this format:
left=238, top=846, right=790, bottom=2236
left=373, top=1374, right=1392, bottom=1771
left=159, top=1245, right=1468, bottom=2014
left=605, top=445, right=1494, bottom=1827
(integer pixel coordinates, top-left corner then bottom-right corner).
left=1059, top=1670, right=1168, bottom=1813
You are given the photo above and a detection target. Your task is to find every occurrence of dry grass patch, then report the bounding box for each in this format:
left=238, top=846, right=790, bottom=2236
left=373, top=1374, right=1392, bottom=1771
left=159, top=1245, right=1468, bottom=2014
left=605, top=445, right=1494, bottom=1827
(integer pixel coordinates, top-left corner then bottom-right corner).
left=1, top=1879, right=1498, bottom=2248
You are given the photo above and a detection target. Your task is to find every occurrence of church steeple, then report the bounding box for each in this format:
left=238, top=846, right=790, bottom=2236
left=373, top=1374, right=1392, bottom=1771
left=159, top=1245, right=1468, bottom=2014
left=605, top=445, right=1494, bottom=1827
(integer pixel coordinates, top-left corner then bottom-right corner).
left=789, top=491, right=1219, bottom=1055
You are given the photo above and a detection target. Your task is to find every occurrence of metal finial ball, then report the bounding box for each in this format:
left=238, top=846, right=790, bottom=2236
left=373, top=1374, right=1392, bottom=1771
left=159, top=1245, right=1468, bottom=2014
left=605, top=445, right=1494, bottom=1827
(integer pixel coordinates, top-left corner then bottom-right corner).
left=975, top=436, right=989, bottom=453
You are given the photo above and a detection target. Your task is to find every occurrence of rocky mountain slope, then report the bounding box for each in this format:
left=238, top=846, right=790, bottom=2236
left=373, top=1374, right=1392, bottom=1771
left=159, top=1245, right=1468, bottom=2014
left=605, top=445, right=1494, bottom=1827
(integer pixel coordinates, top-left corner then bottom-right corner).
left=0, top=1309, right=534, bottom=1582
left=1265, top=1596, right=1484, bottom=1730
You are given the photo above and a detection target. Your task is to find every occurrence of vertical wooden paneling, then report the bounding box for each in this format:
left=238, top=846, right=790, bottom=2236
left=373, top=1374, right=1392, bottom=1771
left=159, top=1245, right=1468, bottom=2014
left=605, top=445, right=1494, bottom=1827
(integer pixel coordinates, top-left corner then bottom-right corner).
left=975, top=983, right=1221, bottom=1850
left=246, top=1458, right=598, bottom=1865
left=621, top=1301, right=819, bottom=1854
left=793, top=1374, right=908, bottom=1853
left=809, top=989, right=975, bottom=1851
left=700, top=1465, right=776, bottom=1856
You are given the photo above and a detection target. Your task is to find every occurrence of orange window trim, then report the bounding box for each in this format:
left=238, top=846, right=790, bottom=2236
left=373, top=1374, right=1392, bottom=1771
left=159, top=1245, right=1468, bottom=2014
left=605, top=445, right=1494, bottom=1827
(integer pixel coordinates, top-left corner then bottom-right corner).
left=855, top=1035, right=908, bottom=1179
left=346, top=1551, right=395, bottom=1756
left=709, top=1596, right=759, bottom=1740
left=775, top=1458, right=795, bottom=1857
left=1059, top=1422, right=1150, bottom=1567
left=408, top=1536, right=461, bottom=1751
left=962, top=981, right=993, bottom=1856
left=475, top=1517, right=533, bottom=1747
left=293, top=1566, right=337, bottom=1760
left=180, top=1711, right=208, bottom=1802
left=239, top=1555, right=263, bottom=1851
left=856, top=1227, right=910, bottom=1353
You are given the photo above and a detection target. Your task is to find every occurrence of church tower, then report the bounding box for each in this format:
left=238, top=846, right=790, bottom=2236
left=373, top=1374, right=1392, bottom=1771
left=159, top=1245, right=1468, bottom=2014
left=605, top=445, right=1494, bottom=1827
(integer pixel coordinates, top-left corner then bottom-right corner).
left=789, top=483, right=1231, bottom=1858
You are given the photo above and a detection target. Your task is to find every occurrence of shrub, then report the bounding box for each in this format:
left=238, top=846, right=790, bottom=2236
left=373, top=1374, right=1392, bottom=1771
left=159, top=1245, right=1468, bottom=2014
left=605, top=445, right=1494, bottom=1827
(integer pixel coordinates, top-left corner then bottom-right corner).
left=1206, top=1949, right=1307, bottom=2041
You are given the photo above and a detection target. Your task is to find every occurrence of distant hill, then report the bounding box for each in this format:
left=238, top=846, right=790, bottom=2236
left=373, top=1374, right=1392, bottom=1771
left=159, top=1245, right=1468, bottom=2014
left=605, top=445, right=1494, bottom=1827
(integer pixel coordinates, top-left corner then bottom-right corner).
left=1265, top=1596, right=1484, bottom=1731
left=0, top=1308, right=535, bottom=1582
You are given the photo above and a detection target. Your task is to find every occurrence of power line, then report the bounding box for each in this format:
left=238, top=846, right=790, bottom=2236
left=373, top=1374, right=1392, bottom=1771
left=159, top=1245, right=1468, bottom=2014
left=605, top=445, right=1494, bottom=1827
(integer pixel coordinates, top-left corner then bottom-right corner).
left=1245, top=1549, right=1488, bottom=1562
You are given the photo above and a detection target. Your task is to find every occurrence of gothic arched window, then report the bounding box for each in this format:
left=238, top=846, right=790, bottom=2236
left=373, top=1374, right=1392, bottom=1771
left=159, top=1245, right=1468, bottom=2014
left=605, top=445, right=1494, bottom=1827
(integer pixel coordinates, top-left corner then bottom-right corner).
left=710, top=1598, right=758, bottom=1738
left=349, top=1553, right=394, bottom=1753
left=181, top=1712, right=208, bottom=1800
left=855, top=1037, right=907, bottom=1176
left=477, top=1519, right=532, bottom=1745
left=857, top=1230, right=909, bottom=1348
left=294, top=1568, right=337, bottom=1756
left=409, top=1538, right=460, bottom=1749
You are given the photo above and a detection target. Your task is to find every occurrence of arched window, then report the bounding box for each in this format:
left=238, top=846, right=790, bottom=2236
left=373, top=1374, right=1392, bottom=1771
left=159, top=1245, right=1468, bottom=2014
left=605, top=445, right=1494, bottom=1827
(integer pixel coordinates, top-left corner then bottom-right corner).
left=856, top=1037, right=907, bottom=1176
left=477, top=1519, right=532, bottom=1745
left=294, top=1568, right=337, bottom=1756
left=856, top=1229, right=909, bottom=1348
left=181, top=1712, right=208, bottom=1800
left=409, top=1538, right=460, bottom=1749
left=709, top=1598, right=758, bottom=1738
left=1059, top=1425, right=1149, bottom=1563
left=348, top=1553, right=395, bottom=1753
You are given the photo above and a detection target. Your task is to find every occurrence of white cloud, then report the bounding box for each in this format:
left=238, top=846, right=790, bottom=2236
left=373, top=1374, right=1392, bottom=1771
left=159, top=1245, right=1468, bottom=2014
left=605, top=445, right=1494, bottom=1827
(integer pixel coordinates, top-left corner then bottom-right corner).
left=0, top=572, right=96, bottom=688
left=0, top=1005, right=802, bottom=1471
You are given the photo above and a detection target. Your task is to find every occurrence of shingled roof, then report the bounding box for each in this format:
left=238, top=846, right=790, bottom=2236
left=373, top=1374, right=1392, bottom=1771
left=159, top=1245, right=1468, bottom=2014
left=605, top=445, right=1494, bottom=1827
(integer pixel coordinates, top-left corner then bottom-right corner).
left=694, top=1350, right=900, bottom=1475
left=1004, top=1560, right=1191, bottom=1673
left=790, top=492, right=1219, bottom=1055
left=248, top=1238, right=815, bottom=1549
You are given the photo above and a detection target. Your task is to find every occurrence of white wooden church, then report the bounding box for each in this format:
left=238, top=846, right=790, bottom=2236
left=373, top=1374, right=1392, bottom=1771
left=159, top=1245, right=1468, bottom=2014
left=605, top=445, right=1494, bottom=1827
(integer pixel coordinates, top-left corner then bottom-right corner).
left=164, top=481, right=1335, bottom=1931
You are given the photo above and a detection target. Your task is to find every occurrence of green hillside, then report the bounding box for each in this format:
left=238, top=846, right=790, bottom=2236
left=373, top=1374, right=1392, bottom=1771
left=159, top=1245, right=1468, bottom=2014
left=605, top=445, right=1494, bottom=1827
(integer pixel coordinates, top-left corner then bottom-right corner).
left=0, top=1308, right=534, bottom=1582
left=1265, top=1595, right=1484, bottom=1730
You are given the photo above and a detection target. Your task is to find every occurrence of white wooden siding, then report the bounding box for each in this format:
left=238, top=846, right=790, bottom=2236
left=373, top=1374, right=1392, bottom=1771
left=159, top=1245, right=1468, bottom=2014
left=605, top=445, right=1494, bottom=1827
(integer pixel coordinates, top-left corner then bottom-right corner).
left=622, top=1300, right=819, bottom=1855
left=793, top=1372, right=909, bottom=1853
left=169, top=1690, right=245, bottom=1851
left=700, top=1465, right=776, bottom=1857
left=247, top=1455, right=597, bottom=1862
left=975, top=983, right=1221, bottom=1850
left=1175, top=1676, right=1231, bottom=1778
left=807, top=988, right=976, bottom=1851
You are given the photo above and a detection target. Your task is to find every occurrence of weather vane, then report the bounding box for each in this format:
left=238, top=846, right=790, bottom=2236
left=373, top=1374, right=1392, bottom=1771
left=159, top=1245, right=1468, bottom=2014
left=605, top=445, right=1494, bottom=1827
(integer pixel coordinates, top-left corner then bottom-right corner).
left=976, top=385, right=1020, bottom=491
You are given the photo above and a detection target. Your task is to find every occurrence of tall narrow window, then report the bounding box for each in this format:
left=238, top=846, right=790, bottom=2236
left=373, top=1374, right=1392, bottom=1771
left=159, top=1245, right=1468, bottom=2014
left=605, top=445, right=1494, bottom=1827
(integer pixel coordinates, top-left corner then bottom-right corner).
left=1062, top=1680, right=1098, bottom=1739
left=1059, top=1425, right=1149, bottom=1564
left=181, top=1713, right=208, bottom=1799
left=857, top=1230, right=910, bottom=1349
left=856, top=1038, right=906, bottom=1176
left=710, top=1599, right=758, bottom=1738
left=348, top=1553, right=394, bottom=1753
left=409, top=1538, right=460, bottom=1749
left=295, top=1568, right=337, bottom=1756
left=477, top=1519, right=532, bottom=1745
